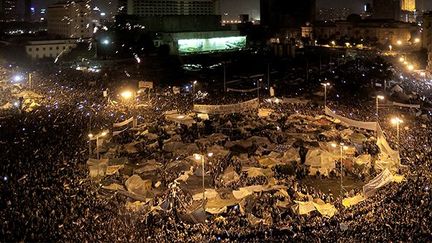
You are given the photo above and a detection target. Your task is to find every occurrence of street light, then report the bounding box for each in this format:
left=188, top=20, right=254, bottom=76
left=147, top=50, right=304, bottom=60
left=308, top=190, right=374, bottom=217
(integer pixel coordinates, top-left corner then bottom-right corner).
left=331, top=142, right=349, bottom=198
left=88, top=133, right=94, bottom=157
left=414, top=38, right=420, bottom=44
left=388, top=45, right=392, bottom=52
left=102, top=39, right=110, bottom=45
left=194, top=152, right=213, bottom=209
left=399, top=57, right=405, bottom=63
left=391, top=117, right=403, bottom=150
left=321, top=82, right=330, bottom=109
left=396, top=40, right=402, bottom=45
left=407, top=64, right=414, bottom=71
left=376, top=95, right=385, bottom=123
left=12, top=75, right=24, bottom=83
left=120, top=90, right=133, bottom=100
left=89, top=130, right=109, bottom=159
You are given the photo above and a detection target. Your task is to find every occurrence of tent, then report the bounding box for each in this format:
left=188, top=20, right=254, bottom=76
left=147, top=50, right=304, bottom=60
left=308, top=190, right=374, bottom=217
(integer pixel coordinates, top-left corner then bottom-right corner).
left=305, top=149, right=338, bottom=176
left=220, top=166, right=240, bottom=185
left=292, top=201, right=316, bottom=215
left=125, top=175, right=152, bottom=197
left=13, top=90, right=44, bottom=99
left=87, top=158, right=108, bottom=178
left=165, top=113, right=195, bottom=126
left=192, top=189, right=219, bottom=201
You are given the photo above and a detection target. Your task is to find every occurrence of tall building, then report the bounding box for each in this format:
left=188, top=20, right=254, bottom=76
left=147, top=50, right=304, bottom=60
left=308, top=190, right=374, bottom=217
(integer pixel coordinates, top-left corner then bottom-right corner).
left=423, top=12, right=432, bottom=72
left=0, top=0, right=16, bottom=22
left=260, top=0, right=316, bottom=29
left=372, top=0, right=401, bottom=20
left=401, top=0, right=415, bottom=11
left=24, top=0, right=31, bottom=22
left=47, top=1, right=95, bottom=39
left=317, top=8, right=352, bottom=22
left=126, top=0, right=217, bottom=16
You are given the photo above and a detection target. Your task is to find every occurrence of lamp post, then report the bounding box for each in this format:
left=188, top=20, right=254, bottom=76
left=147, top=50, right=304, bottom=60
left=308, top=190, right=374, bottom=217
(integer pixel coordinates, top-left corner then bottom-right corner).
left=321, top=82, right=330, bottom=109
left=391, top=117, right=403, bottom=150
left=88, top=133, right=94, bottom=157
left=332, top=142, right=348, bottom=198
left=376, top=95, right=384, bottom=123
left=194, top=152, right=213, bottom=209
left=90, top=130, right=108, bottom=159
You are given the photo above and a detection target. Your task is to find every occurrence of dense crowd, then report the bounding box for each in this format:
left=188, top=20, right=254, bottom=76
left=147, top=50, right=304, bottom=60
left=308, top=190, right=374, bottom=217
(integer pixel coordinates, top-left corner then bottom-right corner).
left=1, top=53, right=432, bottom=242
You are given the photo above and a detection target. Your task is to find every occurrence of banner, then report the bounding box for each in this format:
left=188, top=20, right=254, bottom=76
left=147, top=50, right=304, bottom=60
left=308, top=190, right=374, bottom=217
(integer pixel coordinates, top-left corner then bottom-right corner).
left=325, top=107, right=377, bottom=131
left=227, top=87, right=259, bottom=93
left=193, top=98, right=259, bottom=114
left=392, top=102, right=420, bottom=109
left=113, top=117, right=134, bottom=128
left=139, top=81, right=153, bottom=89
left=363, top=169, right=393, bottom=197
left=113, top=127, right=129, bottom=136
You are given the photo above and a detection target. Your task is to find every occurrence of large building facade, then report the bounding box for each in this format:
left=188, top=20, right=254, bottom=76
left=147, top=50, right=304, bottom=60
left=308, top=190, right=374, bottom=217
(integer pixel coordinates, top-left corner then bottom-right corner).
left=0, top=0, right=16, bottom=22
left=25, top=40, right=78, bottom=59
left=313, top=19, right=419, bottom=47
left=47, top=1, right=95, bottom=39
left=125, top=0, right=217, bottom=16
left=424, top=12, right=432, bottom=72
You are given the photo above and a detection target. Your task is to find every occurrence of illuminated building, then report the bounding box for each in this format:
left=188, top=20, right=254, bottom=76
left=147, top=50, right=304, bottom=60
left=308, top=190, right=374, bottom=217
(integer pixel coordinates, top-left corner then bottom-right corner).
left=125, top=0, right=217, bottom=16
left=25, top=40, right=77, bottom=60
left=0, top=0, right=16, bottom=22
left=424, top=12, right=432, bottom=72
left=317, top=8, right=352, bottom=22
left=313, top=19, right=419, bottom=46
left=47, top=1, right=96, bottom=39
left=401, top=0, right=415, bottom=11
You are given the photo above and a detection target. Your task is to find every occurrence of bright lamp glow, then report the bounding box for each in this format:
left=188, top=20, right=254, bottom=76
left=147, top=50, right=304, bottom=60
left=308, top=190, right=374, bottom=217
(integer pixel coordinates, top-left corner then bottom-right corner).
left=391, top=117, right=403, bottom=125
left=399, top=57, right=405, bottom=62
left=407, top=64, right=414, bottom=71
left=102, top=39, right=110, bottom=45
left=120, top=90, right=133, bottom=99
left=377, top=95, right=385, bottom=100
left=194, top=154, right=202, bottom=160
left=396, top=40, right=402, bottom=45
left=13, top=75, right=23, bottom=82
left=414, top=38, right=420, bottom=43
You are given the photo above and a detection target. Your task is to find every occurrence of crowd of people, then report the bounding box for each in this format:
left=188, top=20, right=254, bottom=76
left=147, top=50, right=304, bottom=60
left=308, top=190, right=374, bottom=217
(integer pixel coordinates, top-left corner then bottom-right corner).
left=1, top=52, right=432, bottom=242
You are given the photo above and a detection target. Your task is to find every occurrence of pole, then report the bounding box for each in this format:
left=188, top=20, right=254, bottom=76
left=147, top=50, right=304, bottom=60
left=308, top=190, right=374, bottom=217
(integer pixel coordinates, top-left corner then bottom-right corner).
left=376, top=97, right=379, bottom=123
left=396, top=122, right=400, bottom=150
left=202, top=156, right=205, bottom=208
left=96, top=136, right=99, bottom=159
left=267, top=63, right=270, bottom=88
left=28, top=73, right=32, bottom=89
left=223, top=63, right=226, bottom=92
left=88, top=139, right=92, bottom=158
left=324, top=85, right=327, bottom=109
left=257, top=79, right=260, bottom=101
left=340, top=146, right=343, bottom=198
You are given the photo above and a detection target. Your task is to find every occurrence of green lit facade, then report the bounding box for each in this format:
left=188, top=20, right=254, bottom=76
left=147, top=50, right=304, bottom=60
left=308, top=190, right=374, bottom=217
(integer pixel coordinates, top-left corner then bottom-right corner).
left=177, top=36, right=246, bottom=54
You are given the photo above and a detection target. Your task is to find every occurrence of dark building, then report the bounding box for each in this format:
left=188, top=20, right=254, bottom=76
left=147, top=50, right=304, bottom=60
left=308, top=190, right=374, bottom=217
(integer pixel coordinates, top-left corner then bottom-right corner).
left=24, top=0, right=31, bottom=22
left=372, top=0, right=401, bottom=20
left=0, top=0, right=16, bottom=22
left=260, top=0, right=316, bottom=30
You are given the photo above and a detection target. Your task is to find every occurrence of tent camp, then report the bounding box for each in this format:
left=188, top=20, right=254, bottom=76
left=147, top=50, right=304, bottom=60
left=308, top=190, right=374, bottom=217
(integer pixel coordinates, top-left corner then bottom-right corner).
left=305, top=149, right=338, bottom=176
left=125, top=175, right=152, bottom=197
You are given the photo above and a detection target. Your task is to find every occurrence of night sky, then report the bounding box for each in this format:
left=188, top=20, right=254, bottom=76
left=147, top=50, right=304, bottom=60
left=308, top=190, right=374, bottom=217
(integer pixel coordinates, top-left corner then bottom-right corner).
left=21, top=0, right=432, bottom=20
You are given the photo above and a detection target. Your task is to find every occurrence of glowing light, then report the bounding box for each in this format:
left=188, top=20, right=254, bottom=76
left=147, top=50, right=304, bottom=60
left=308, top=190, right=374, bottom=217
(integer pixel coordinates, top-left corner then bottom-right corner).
left=102, top=39, right=110, bottom=45
left=391, top=117, right=403, bottom=125
left=13, top=75, right=23, bottom=82
left=88, top=133, right=94, bottom=138
left=377, top=95, right=385, bottom=100
left=207, top=152, right=214, bottom=157
left=399, top=57, right=405, bottom=62
left=407, top=64, right=414, bottom=71
left=414, top=38, right=420, bottom=43
left=120, top=90, right=133, bottom=100
left=194, top=154, right=202, bottom=160
left=396, top=40, right=402, bottom=45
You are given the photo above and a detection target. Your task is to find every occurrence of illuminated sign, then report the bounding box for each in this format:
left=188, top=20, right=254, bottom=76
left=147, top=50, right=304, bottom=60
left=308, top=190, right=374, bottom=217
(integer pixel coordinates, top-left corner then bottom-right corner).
left=178, top=36, right=246, bottom=54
